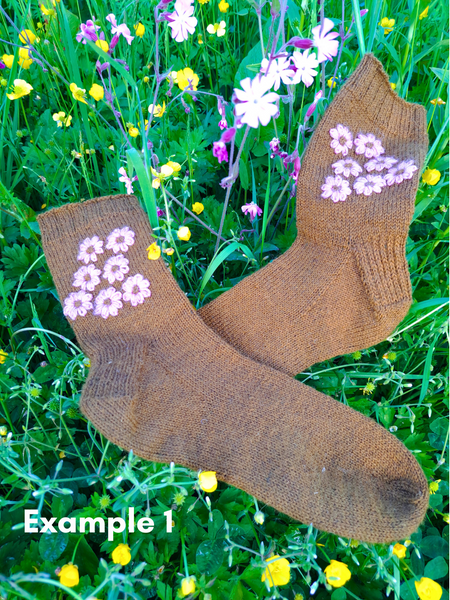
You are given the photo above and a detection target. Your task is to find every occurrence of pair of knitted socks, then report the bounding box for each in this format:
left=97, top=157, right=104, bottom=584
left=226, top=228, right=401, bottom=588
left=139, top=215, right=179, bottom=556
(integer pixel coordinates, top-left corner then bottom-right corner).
left=38, top=54, right=429, bottom=544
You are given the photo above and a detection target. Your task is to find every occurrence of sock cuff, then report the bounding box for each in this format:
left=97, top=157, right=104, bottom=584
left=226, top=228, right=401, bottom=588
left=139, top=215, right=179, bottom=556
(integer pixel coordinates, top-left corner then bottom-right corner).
left=342, top=53, right=427, bottom=141
left=37, top=195, right=145, bottom=241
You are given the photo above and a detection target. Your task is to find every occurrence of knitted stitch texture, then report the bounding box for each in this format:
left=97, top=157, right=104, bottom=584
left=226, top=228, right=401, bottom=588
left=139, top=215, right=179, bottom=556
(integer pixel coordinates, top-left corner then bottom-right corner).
left=38, top=194, right=429, bottom=543
left=199, top=54, right=429, bottom=376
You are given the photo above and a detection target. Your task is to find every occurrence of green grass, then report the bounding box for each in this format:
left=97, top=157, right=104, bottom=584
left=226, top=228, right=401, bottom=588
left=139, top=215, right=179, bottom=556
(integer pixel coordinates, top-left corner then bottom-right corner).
left=0, top=0, right=448, bottom=598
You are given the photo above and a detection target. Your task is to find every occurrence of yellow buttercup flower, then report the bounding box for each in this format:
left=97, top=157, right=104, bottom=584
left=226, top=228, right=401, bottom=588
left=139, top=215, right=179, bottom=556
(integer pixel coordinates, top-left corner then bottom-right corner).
left=0, top=426, right=7, bottom=435
left=192, top=202, right=204, bottom=215
left=207, top=21, right=226, bottom=37
left=198, top=34, right=204, bottom=44
left=261, top=555, right=291, bottom=588
left=164, top=247, right=175, bottom=256
left=2, top=54, right=14, bottom=69
left=70, top=82, right=88, bottom=104
left=95, top=39, right=109, bottom=52
left=431, top=98, right=445, bottom=105
left=415, top=578, right=443, bottom=600
left=198, top=470, right=216, bottom=491
left=166, top=160, right=181, bottom=173
left=89, top=83, right=104, bottom=101
left=0, top=350, right=8, bottom=364
left=147, top=242, right=161, bottom=260
left=324, top=560, right=351, bottom=588
left=19, top=29, right=36, bottom=44
left=151, top=164, right=174, bottom=188
left=327, top=77, right=337, bottom=88
left=219, top=0, right=229, bottom=12
left=7, top=79, right=33, bottom=100
left=40, top=4, right=56, bottom=17
left=148, top=101, right=166, bottom=118
left=392, top=543, right=407, bottom=559
left=18, top=47, right=33, bottom=69
left=198, top=0, right=210, bottom=4
left=380, top=17, right=395, bottom=34
left=176, top=67, right=199, bottom=91
left=112, top=543, right=131, bottom=566
left=52, top=111, right=72, bottom=127
left=180, top=576, right=196, bottom=596
left=443, top=514, right=449, bottom=524
left=134, top=23, right=145, bottom=37
left=128, top=126, right=139, bottom=138
left=390, top=82, right=396, bottom=90
left=429, top=479, right=441, bottom=494
left=419, top=6, right=429, bottom=19
left=58, top=563, right=79, bottom=587
left=422, top=168, right=441, bottom=186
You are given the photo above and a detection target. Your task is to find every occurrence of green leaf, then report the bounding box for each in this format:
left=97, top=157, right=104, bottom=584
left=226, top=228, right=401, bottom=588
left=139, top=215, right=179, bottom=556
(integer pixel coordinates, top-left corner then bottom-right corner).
left=420, top=536, right=449, bottom=558
left=331, top=589, right=347, bottom=600
left=38, top=530, right=69, bottom=561
left=208, top=509, right=224, bottom=540
left=424, top=556, right=448, bottom=579
left=196, top=539, right=224, bottom=575
left=430, top=67, right=450, bottom=83
left=400, top=579, right=418, bottom=600
left=239, top=156, right=250, bottom=190
left=126, top=148, right=159, bottom=230
left=52, top=495, right=73, bottom=520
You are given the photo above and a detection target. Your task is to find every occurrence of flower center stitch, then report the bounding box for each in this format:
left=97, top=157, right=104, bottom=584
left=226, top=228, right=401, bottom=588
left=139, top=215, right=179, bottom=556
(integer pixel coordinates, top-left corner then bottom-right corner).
left=117, top=236, right=125, bottom=243
left=74, top=300, right=82, bottom=308
left=132, top=285, right=140, bottom=295
left=332, top=185, right=340, bottom=191
left=339, top=136, right=347, bottom=145
left=111, top=265, right=119, bottom=272
left=103, top=298, right=112, bottom=306
left=87, top=246, right=94, bottom=254
left=84, top=274, right=91, bottom=281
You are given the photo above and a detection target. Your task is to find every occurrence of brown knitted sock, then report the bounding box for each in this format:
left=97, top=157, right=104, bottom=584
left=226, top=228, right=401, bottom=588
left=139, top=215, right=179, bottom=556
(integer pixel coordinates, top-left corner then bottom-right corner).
left=199, top=54, right=428, bottom=376
left=38, top=194, right=428, bottom=543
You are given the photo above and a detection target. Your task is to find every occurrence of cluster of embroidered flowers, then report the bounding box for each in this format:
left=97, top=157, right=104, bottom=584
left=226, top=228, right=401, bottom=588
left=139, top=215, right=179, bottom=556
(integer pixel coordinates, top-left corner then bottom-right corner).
left=63, top=227, right=151, bottom=321
left=321, top=124, right=418, bottom=203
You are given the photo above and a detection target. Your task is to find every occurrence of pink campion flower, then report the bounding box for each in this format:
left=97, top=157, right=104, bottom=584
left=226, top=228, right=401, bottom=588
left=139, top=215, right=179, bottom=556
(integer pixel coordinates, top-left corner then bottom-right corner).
left=73, top=264, right=102, bottom=291
left=118, top=167, right=138, bottom=194
left=365, top=156, right=398, bottom=172
left=233, top=75, right=280, bottom=128
left=103, top=254, right=130, bottom=284
left=63, top=291, right=93, bottom=320
left=292, top=156, right=301, bottom=181
left=312, top=18, right=339, bottom=63
left=106, top=14, right=134, bottom=44
left=269, top=137, right=280, bottom=157
left=213, top=141, right=228, bottom=163
left=157, top=207, right=164, bottom=217
left=77, top=236, right=104, bottom=264
left=221, top=127, right=236, bottom=143
left=122, top=274, right=151, bottom=306
left=384, top=160, right=418, bottom=185
left=286, top=37, right=314, bottom=49
left=219, top=118, right=228, bottom=130
left=167, top=0, right=197, bottom=42
left=106, top=226, right=135, bottom=253
left=93, top=287, right=123, bottom=319
left=241, top=201, right=263, bottom=221
left=332, top=158, right=363, bottom=177
left=321, top=175, right=352, bottom=203
left=291, top=49, right=319, bottom=87
left=353, top=174, right=386, bottom=195
left=329, top=124, right=353, bottom=156
left=354, top=133, right=384, bottom=158
left=305, top=90, right=323, bottom=121
left=76, top=20, right=101, bottom=44
left=260, top=56, right=295, bottom=91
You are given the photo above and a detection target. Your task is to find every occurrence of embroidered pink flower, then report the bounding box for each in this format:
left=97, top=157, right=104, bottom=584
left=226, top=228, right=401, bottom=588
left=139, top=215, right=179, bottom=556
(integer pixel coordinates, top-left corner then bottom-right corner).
left=63, top=291, right=93, bottom=320
left=73, top=264, right=101, bottom=291
left=332, top=158, right=363, bottom=177
left=329, top=124, right=353, bottom=156
left=365, top=156, right=398, bottom=172
left=105, top=226, right=135, bottom=253
left=122, top=274, right=151, bottom=306
left=103, top=254, right=130, bottom=284
left=384, top=160, right=418, bottom=185
left=321, top=175, right=352, bottom=203
left=93, top=287, right=123, bottom=319
left=353, top=174, right=386, bottom=196
left=354, top=133, right=385, bottom=158
left=77, top=236, right=104, bottom=264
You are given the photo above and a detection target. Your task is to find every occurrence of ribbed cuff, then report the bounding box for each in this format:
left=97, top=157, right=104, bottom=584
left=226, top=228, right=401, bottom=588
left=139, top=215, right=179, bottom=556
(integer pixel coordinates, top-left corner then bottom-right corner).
left=339, top=53, right=428, bottom=140
left=37, top=195, right=145, bottom=240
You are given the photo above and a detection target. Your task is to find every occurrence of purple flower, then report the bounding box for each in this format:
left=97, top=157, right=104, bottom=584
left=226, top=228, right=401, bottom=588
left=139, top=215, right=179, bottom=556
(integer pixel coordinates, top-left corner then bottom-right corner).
left=168, top=0, right=197, bottom=42
left=94, top=287, right=123, bottom=319
left=213, top=141, right=228, bottom=163
left=305, top=90, right=323, bottom=121
left=354, top=133, right=384, bottom=159
left=0, top=60, right=6, bottom=69
left=384, top=160, right=418, bottom=186
left=122, top=274, right=151, bottom=306
left=291, top=49, right=319, bottom=87
left=329, top=124, right=353, bottom=156
left=217, top=98, right=226, bottom=117
left=260, top=55, right=295, bottom=90
left=269, top=137, right=280, bottom=156
left=157, top=207, right=164, bottom=217
left=106, top=226, right=135, bottom=253
left=312, top=18, right=339, bottom=63
left=219, top=118, right=228, bottom=130
left=77, top=236, right=104, bottom=264
left=103, top=254, right=130, bottom=284
left=73, top=264, right=102, bottom=291
left=118, top=167, right=138, bottom=194
left=233, top=75, right=280, bottom=128
left=106, top=14, right=134, bottom=45
left=285, top=37, right=314, bottom=49
left=292, top=156, right=301, bottom=181
left=353, top=174, right=386, bottom=195
left=76, top=19, right=101, bottom=44
left=332, top=158, right=363, bottom=177
left=321, top=175, right=352, bottom=203
left=241, top=201, right=263, bottom=221
left=365, top=156, right=398, bottom=172
left=63, top=291, right=93, bottom=320
left=221, top=127, right=236, bottom=143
